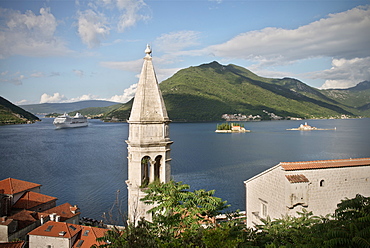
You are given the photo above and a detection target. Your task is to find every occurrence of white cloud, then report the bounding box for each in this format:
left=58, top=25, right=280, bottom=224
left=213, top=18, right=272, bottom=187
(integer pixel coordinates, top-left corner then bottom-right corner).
left=69, top=94, right=100, bottom=102
left=30, top=72, right=44, bottom=78
left=108, top=83, right=137, bottom=103
left=313, top=57, right=370, bottom=89
left=202, top=6, right=370, bottom=65
left=73, top=69, right=84, bottom=77
left=115, top=0, right=150, bottom=32
left=77, top=9, right=110, bottom=48
left=155, top=30, right=201, bottom=53
left=0, top=71, right=24, bottom=85
left=0, top=71, right=60, bottom=85
left=40, top=93, right=67, bottom=103
left=0, top=7, right=71, bottom=58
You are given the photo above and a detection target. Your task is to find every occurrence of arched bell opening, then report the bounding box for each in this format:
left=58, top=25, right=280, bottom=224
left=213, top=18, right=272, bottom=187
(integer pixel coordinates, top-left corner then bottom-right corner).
left=154, top=155, right=162, bottom=182
left=141, top=156, right=151, bottom=187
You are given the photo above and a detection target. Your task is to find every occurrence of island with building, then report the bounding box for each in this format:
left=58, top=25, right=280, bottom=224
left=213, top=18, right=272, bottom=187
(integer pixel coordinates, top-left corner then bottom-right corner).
left=215, top=123, right=251, bottom=133
left=287, top=122, right=336, bottom=131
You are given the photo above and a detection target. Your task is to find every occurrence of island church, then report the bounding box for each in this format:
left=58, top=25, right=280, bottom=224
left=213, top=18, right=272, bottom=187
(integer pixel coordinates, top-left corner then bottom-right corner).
left=125, top=45, right=173, bottom=223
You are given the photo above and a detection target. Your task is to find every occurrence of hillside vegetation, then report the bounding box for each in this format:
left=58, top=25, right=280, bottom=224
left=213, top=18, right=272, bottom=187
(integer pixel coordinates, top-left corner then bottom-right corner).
left=20, top=100, right=119, bottom=115
left=0, top=96, right=40, bottom=125
left=103, top=61, right=369, bottom=122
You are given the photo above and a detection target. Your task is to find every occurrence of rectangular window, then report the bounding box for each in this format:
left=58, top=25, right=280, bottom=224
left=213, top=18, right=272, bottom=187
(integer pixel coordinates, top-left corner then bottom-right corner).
left=261, top=203, right=267, bottom=217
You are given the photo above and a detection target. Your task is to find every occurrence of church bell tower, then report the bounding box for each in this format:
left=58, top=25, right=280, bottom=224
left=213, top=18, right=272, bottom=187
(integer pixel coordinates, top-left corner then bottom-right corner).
left=126, top=45, right=173, bottom=223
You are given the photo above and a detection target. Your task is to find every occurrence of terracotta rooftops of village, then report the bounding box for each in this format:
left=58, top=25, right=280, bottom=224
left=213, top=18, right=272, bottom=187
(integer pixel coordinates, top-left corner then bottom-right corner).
left=0, top=178, right=41, bottom=195
left=28, top=221, right=82, bottom=238
left=43, top=203, right=80, bottom=221
left=285, top=174, right=309, bottom=183
left=7, top=210, right=44, bottom=230
left=12, top=191, right=57, bottom=209
left=72, top=225, right=108, bottom=248
left=28, top=221, right=108, bottom=248
left=280, top=157, right=370, bottom=171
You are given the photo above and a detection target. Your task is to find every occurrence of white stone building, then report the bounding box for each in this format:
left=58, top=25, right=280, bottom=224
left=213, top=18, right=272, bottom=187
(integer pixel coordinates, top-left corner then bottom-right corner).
left=126, top=45, right=173, bottom=223
left=244, top=157, right=370, bottom=228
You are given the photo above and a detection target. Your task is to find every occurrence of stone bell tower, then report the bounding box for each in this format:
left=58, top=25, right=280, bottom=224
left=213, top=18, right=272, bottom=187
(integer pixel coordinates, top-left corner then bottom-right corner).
left=126, top=45, right=173, bottom=223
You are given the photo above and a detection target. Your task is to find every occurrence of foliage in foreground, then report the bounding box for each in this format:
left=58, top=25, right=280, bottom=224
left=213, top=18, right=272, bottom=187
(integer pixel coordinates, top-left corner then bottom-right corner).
left=95, top=181, right=370, bottom=248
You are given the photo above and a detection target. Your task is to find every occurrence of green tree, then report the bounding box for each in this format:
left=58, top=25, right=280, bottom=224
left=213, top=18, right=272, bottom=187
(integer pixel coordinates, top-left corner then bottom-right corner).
left=141, top=180, right=229, bottom=234
left=324, top=194, right=370, bottom=248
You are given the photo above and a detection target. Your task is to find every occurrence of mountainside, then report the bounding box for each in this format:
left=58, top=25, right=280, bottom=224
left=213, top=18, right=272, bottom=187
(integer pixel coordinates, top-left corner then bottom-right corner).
left=321, top=81, right=370, bottom=114
left=104, top=61, right=369, bottom=122
left=0, top=96, right=40, bottom=125
left=20, top=100, right=120, bottom=115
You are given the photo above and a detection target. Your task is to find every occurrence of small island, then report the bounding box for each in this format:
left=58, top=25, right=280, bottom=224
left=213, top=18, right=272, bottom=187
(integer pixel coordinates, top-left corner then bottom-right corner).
left=287, top=122, right=336, bottom=131
left=215, top=123, right=251, bottom=133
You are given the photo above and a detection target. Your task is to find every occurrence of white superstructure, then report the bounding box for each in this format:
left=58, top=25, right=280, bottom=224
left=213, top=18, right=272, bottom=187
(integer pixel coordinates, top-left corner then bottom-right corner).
left=53, top=113, right=88, bottom=129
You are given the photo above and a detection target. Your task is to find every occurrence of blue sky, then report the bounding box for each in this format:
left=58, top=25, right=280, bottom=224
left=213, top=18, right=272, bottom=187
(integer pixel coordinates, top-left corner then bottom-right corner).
left=1, top=0, right=369, bottom=105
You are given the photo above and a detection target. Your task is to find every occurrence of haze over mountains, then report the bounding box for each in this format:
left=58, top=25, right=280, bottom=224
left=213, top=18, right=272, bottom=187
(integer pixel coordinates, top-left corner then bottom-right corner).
left=2, top=61, right=370, bottom=123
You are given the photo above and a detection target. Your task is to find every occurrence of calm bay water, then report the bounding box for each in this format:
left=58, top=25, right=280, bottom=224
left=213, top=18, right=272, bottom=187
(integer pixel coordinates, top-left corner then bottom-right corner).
left=1, top=118, right=369, bottom=222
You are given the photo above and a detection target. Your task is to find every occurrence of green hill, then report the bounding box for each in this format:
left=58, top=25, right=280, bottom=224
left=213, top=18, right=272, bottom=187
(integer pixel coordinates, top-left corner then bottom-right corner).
left=0, top=96, right=40, bottom=125
left=321, top=81, right=370, bottom=116
left=103, top=61, right=368, bottom=122
left=20, top=100, right=119, bottom=115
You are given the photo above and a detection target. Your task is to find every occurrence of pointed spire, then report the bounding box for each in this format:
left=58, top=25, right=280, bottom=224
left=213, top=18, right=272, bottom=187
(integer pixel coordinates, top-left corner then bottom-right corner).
left=128, top=45, right=169, bottom=123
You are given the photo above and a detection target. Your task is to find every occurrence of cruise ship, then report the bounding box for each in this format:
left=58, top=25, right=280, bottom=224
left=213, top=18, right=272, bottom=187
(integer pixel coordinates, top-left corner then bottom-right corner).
left=53, top=112, right=88, bottom=129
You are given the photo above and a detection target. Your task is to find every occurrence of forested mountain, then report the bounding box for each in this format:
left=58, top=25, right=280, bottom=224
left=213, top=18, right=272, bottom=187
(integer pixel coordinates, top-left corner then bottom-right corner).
left=0, top=96, right=40, bottom=125
left=20, top=100, right=119, bottom=115
left=103, top=61, right=369, bottom=122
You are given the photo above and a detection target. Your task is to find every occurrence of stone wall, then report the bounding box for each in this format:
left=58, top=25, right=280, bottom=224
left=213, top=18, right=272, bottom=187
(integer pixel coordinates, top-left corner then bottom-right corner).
left=245, top=164, right=370, bottom=228
left=245, top=165, right=286, bottom=227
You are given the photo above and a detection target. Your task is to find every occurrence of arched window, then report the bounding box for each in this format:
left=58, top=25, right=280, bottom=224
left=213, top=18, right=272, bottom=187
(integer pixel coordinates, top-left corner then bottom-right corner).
left=154, top=155, right=162, bottom=182
left=141, top=156, right=151, bottom=187
left=320, top=179, right=325, bottom=187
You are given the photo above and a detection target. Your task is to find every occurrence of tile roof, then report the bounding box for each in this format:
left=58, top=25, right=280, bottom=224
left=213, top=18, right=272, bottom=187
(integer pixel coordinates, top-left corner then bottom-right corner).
left=73, top=226, right=109, bottom=248
left=12, top=191, right=57, bottom=210
left=28, top=221, right=81, bottom=238
left=27, top=221, right=108, bottom=248
left=0, top=241, right=25, bottom=248
left=43, top=203, right=80, bottom=221
left=0, top=178, right=41, bottom=195
left=285, top=174, right=309, bottom=183
left=280, top=157, right=370, bottom=171
left=8, top=210, right=44, bottom=230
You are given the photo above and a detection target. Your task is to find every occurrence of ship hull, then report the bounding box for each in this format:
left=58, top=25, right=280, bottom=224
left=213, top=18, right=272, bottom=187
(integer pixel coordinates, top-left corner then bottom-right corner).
left=53, top=113, right=88, bottom=129
left=54, top=121, right=88, bottom=129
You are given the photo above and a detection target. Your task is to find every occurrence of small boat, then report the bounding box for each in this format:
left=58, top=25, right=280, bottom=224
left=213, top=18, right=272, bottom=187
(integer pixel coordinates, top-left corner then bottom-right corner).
left=53, top=112, right=88, bottom=129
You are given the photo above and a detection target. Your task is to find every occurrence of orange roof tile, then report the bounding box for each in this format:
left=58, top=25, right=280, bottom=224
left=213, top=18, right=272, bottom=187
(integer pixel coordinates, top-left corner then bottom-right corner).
left=285, top=174, right=309, bottom=183
left=43, top=203, right=80, bottom=221
left=12, top=191, right=57, bottom=210
left=280, top=157, right=370, bottom=171
left=8, top=210, right=44, bottom=230
left=73, top=226, right=108, bottom=248
left=0, top=241, right=25, bottom=248
left=28, top=221, right=81, bottom=238
left=0, top=178, right=41, bottom=195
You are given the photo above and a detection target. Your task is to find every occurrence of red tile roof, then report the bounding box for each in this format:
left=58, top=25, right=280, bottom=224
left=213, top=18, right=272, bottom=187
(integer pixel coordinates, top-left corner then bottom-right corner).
left=280, top=157, right=370, bottom=171
left=8, top=210, right=44, bottom=230
left=0, top=241, right=25, bottom=248
left=43, top=203, right=80, bottom=221
left=28, top=221, right=108, bottom=248
left=73, top=226, right=109, bottom=248
left=285, top=174, right=309, bottom=183
left=0, top=178, right=41, bottom=195
left=28, top=221, right=81, bottom=238
left=12, top=191, right=57, bottom=210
